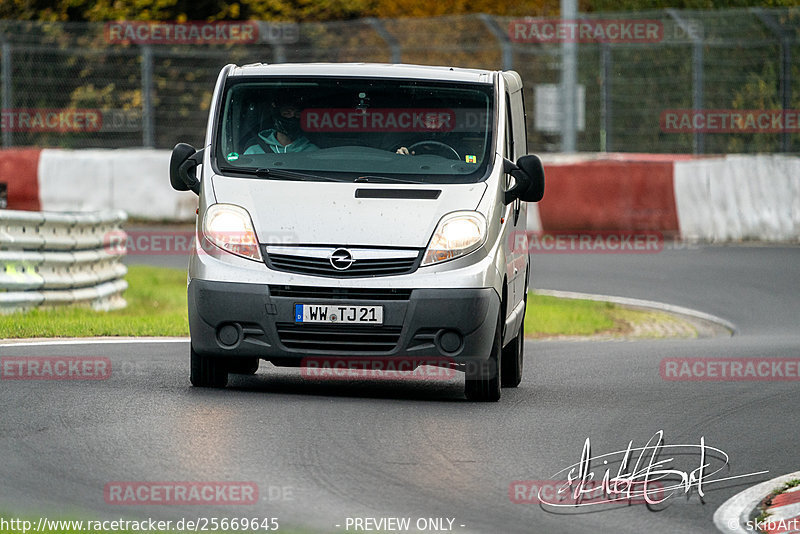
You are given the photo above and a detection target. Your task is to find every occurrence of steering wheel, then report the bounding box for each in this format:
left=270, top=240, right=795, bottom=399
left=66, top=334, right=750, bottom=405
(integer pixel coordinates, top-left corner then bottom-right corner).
left=407, top=140, right=461, bottom=160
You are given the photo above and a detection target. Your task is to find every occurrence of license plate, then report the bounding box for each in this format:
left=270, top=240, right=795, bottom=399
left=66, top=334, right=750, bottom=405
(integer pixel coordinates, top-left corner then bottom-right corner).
left=295, top=304, right=383, bottom=324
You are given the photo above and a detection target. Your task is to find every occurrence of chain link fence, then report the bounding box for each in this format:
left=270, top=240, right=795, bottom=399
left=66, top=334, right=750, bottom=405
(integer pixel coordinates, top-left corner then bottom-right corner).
left=0, top=8, right=798, bottom=153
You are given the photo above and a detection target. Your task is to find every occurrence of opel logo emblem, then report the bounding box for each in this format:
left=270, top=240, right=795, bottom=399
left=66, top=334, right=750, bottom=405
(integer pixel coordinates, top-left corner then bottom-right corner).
left=329, top=248, right=355, bottom=270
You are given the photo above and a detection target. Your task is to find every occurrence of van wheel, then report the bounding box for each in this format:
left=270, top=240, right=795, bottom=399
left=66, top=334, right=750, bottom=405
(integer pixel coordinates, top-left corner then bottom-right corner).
left=190, top=347, right=228, bottom=387
left=465, top=311, right=502, bottom=402
left=228, top=358, right=260, bottom=375
left=501, top=316, right=524, bottom=387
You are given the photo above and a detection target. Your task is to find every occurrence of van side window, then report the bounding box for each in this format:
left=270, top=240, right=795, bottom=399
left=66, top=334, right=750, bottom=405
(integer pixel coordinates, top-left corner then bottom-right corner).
left=505, top=93, right=514, bottom=160
left=520, top=92, right=529, bottom=155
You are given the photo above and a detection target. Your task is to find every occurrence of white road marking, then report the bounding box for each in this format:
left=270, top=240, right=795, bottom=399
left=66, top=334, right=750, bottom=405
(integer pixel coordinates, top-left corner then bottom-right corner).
left=0, top=337, right=189, bottom=348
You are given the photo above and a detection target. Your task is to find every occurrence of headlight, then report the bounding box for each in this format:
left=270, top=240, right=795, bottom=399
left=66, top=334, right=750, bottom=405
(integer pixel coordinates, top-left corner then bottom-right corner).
left=422, top=211, right=487, bottom=266
left=202, top=203, right=262, bottom=262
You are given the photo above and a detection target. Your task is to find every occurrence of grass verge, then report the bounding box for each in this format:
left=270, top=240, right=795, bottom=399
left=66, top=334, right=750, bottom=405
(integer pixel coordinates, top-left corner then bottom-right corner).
left=524, top=293, right=697, bottom=339
left=0, top=266, right=188, bottom=338
left=1, top=266, right=694, bottom=340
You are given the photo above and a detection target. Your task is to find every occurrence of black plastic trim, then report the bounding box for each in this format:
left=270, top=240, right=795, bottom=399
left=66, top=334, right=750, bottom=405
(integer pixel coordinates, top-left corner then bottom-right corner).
left=355, top=189, right=441, bottom=200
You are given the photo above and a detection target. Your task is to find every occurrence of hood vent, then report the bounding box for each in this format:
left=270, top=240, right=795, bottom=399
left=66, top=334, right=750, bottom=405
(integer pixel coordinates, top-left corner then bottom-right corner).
left=355, top=189, right=441, bottom=200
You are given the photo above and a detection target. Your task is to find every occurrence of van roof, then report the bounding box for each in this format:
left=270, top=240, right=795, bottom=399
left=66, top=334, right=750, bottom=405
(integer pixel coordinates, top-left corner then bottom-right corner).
left=228, top=62, right=496, bottom=84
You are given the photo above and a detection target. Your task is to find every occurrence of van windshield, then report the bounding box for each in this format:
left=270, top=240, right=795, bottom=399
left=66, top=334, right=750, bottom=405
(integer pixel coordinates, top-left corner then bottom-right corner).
left=215, top=77, right=495, bottom=183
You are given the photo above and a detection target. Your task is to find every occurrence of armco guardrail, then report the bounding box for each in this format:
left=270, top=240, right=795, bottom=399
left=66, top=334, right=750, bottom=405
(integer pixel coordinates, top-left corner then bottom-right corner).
left=0, top=210, right=128, bottom=313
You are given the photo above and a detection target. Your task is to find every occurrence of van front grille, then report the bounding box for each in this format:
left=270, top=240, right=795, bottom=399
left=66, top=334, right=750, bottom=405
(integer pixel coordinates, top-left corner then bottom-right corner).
left=263, top=246, right=421, bottom=278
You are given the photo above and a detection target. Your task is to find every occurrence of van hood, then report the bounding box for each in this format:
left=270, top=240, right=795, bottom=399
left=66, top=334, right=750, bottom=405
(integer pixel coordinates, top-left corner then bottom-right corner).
left=211, top=175, right=487, bottom=248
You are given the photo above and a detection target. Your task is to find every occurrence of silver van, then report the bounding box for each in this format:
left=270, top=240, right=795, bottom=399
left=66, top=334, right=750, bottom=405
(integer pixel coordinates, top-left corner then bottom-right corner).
left=170, top=63, right=544, bottom=401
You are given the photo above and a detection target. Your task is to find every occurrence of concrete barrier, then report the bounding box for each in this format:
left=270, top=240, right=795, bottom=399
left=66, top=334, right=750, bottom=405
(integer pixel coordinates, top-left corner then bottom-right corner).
left=673, top=155, right=800, bottom=241
left=37, top=149, right=198, bottom=220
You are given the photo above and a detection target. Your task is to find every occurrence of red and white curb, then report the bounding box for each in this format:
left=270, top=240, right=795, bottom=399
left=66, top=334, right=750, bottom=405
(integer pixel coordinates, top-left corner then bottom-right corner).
left=758, top=484, right=800, bottom=534
left=2, top=149, right=799, bottom=240
left=715, top=471, right=800, bottom=533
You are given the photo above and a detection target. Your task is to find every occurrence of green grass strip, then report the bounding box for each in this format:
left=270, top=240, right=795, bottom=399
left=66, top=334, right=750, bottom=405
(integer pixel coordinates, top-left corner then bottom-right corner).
left=1, top=266, right=689, bottom=340
left=0, top=266, right=189, bottom=338
left=524, top=294, right=619, bottom=336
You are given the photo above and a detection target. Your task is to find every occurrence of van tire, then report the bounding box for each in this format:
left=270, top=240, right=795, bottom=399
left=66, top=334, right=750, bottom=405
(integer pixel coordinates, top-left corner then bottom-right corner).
left=190, top=347, right=228, bottom=387
left=465, top=311, right=502, bottom=402
left=501, top=303, right=525, bottom=388
left=228, top=358, right=260, bottom=375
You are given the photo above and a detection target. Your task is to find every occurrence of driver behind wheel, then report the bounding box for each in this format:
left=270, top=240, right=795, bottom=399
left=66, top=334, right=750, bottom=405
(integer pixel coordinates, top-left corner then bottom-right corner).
left=244, top=94, right=319, bottom=154
left=396, top=107, right=456, bottom=157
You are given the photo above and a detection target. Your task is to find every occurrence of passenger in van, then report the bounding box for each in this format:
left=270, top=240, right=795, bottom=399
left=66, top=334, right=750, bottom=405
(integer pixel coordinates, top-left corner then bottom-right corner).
left=244, top=95, right=319, bottom=154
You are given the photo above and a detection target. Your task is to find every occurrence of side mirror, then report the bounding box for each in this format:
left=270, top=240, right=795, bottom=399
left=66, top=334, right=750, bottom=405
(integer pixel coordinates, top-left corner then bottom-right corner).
left=502, top=155, right=545, bottom=204
left=516, top=155, right=545, bottom=202
left=169, top=143, right=204, bottom=195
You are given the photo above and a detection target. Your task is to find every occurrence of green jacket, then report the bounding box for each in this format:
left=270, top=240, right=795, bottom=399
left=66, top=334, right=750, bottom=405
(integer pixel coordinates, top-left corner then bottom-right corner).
left=243, top=130, right=318, bottom=154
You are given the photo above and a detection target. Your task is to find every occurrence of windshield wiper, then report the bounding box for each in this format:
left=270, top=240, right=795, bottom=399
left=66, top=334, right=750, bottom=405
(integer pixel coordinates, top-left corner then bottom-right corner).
left=354, top=175, right=425, bottom=184
left=219, top=166, right=342, bottom=182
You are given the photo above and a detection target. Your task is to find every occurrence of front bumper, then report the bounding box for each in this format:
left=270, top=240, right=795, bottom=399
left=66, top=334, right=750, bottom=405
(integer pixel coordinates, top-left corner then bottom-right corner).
left=188, top=279, right=500, bottom=364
